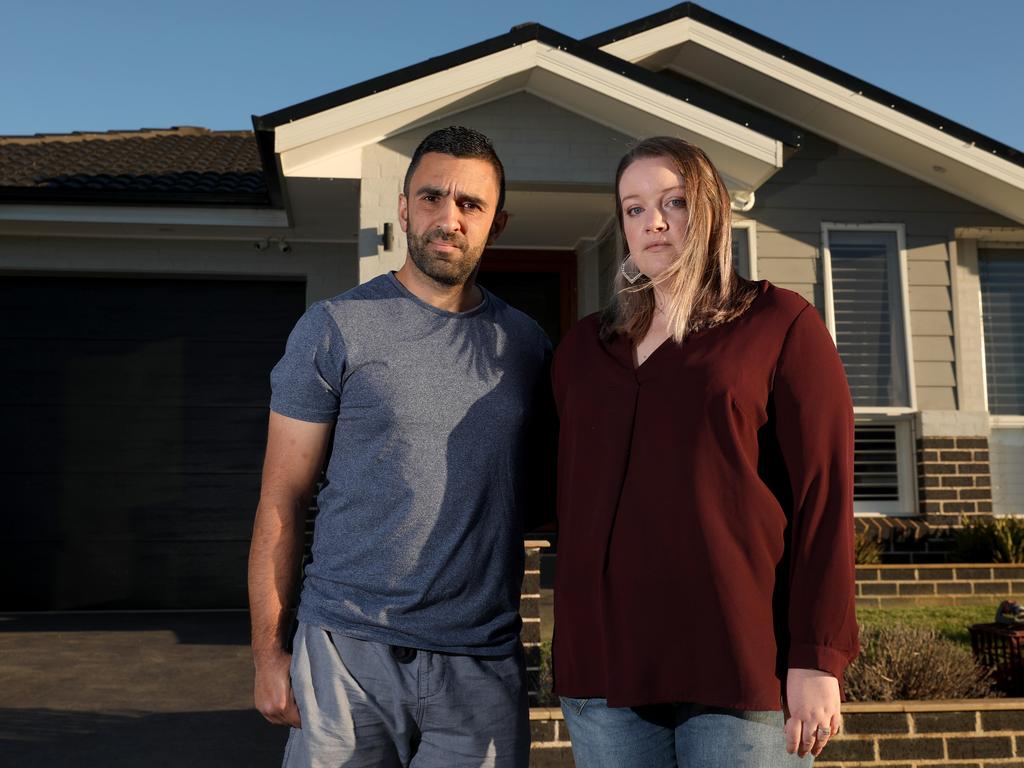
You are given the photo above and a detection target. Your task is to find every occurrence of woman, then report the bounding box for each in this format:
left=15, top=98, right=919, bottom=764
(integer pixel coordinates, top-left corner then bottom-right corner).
left=551, top=137, right=859, bottom=767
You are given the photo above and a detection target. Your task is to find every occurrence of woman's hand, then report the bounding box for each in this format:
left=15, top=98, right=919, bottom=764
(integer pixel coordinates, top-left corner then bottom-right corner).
left=784, top=667, right=841, bottom=758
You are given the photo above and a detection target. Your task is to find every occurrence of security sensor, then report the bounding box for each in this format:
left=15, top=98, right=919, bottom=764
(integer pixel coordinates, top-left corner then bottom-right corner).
left=254, top=238, right=269, bottom=251
left=278, top=239, right=292, bottom=254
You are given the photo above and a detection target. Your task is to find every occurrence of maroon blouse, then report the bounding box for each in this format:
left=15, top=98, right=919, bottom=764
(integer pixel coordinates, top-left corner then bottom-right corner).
left=551, top=280, right=859, bottom=710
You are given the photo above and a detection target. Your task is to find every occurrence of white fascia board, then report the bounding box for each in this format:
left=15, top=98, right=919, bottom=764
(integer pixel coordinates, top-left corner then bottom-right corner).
left=601, top=19, right=1024, bottom=193
left=533, top=47, right=782, bottom=169
left=0, top=205, right=289, bottom=227
left=275, top=44, right=540, bottom=155
left=276, top=39, right=781, bottom=184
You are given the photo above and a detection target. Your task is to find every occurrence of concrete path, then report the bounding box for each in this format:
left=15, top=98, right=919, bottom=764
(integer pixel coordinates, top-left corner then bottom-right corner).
left=0, top=612, right=288, bottom=767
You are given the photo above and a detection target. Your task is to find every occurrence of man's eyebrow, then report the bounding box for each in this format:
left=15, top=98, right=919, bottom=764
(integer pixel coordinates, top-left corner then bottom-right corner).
left=415, top=185, right=448, bottom=198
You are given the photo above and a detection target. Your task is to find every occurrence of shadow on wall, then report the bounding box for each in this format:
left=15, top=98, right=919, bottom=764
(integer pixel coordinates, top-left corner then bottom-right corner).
left=0, top=708, right=287, bottom=768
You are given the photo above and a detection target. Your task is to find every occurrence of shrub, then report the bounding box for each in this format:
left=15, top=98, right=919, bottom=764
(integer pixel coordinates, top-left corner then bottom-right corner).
left=844, top=623, right=996, bottom=701
left=954, top=517, right=1024, bottom=563
left=854, top=531, right=884, bottom=565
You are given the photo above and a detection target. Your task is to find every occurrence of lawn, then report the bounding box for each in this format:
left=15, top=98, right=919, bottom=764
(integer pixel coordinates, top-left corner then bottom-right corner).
left=855, top=603, right=1001, bottom=647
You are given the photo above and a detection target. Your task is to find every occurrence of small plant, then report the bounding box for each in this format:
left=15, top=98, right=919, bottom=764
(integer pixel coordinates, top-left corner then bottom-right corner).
left=536, top=640, right=558, bottom=706
left=954, top=517, right=1024, bottom=563
left=854, top=531, right=884, bottom=565
left=844, top=623, right=996, bottom=701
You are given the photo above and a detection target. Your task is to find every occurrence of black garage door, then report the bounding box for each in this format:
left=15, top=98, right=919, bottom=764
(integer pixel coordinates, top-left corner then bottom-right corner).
left=1, top=275, right=306, bottom=610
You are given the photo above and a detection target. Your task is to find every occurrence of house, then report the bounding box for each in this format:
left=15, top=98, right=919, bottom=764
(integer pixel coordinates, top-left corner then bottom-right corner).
left=2, top=2, right=1021, bottom=609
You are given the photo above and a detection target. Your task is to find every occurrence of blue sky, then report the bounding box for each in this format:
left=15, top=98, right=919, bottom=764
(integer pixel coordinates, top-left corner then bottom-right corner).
left=5, top=0, right=1020, bottom=150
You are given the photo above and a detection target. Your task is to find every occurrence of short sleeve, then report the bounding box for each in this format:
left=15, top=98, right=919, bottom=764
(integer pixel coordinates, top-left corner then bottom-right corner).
left=269, top=301, right=346, bottom=423
left=772, top=305, right=860, bottom=693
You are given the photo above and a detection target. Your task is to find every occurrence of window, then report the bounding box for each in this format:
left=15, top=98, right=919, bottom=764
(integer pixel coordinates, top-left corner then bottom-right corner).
left=822, top=225, right=914, bottom=410
left=853, top=421, right=916, bottom=516
left=823, top=224, right=916, bottom=516
left=731, top=223, right=756, bottom=280
left=980, top=250, right=1024, bottom=415
left=980, top=248, right=1024, bottom=516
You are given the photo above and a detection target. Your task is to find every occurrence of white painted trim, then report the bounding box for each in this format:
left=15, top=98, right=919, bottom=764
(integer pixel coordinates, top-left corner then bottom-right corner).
left=731, top=219, right=758, bottom=280
left=853, top=414, right=918, bottom=517
left=275, top=40, right=783, bottom=182
left=821, top=222, right=917, bottom=412
left=992, top=416, right=1024, bottom=428
left=0, top=205, right=289, bottom=227
left=978, top=246, right=1024, bottom=418
left=600, top=18, right=1024, bottom=192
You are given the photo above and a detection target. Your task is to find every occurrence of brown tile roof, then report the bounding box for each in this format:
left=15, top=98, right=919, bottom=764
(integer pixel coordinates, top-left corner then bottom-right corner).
left=0, top=127, right=272, bottom=205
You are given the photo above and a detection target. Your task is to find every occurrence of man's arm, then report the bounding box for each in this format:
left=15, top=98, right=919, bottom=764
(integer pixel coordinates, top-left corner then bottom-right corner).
left=248, top=411, right=333, bottom=727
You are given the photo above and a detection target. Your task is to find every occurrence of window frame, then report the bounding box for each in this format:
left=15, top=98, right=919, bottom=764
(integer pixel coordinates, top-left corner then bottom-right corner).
left=731, top=219, right=759, bottom=280
left=978, top=244, right=1024, bottom=424
left=821, top=222, right=917, bottom=416
left=852, top=414, right=919, bottom=517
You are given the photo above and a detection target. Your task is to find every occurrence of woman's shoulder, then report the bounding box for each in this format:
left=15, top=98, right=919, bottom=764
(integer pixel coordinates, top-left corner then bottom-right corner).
left=557, top=311, right=604, bottom=350
left=755, top=280, right=816, bottom=328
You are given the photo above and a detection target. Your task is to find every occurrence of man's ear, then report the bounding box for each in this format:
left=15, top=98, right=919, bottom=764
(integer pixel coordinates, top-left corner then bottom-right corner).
left=487, top=210, right=509, bottom=245
left=398, top=194, right=408, bottom=233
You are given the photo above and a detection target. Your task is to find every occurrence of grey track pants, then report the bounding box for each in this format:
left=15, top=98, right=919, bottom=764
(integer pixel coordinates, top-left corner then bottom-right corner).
left=282, top=622, right=530, bottom=768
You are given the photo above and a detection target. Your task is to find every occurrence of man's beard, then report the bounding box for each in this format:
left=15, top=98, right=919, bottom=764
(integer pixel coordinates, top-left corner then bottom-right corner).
left=406, top=221, right=485, bottom=287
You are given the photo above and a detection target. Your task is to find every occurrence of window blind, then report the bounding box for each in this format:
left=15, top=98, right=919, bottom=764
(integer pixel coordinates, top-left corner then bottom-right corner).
left=827, top=229, right=910, bottom=408
left=980, top=250, right=1024, bottom=415
left=853, top=423, right=900, bottom=502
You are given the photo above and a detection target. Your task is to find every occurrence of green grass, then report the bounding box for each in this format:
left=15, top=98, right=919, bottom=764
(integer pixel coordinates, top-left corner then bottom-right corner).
left=856, top=604, right=1000, bottom=647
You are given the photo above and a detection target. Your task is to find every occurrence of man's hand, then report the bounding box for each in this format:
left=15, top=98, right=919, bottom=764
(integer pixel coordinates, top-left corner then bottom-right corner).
left=784, top=667, right=841, bottom=758
left=254, top=648, right=301, bottom=728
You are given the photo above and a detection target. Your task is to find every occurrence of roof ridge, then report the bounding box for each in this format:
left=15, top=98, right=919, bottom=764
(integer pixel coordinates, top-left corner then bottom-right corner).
left=0, top=126, right=253, bottom=145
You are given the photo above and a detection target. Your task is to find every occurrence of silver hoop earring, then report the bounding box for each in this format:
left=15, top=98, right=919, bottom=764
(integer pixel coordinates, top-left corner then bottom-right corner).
left=620, top=253, right=644, bottom=285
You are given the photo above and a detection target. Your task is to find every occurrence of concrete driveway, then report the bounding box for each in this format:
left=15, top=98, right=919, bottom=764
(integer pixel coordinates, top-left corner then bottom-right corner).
left=0, top=611, right=288, bottom=767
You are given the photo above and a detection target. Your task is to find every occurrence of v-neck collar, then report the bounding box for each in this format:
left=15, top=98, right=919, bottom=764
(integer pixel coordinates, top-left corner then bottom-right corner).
left=601, top=280, right=772, bottom=381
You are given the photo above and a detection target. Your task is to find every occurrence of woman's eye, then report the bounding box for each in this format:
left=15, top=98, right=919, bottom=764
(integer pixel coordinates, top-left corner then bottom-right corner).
left=667, top=198, right=686, bottom=208
left=626, top=206, right=643, bottom=216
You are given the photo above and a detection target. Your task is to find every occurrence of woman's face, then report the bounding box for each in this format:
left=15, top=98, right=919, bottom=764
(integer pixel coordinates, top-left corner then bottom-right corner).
left=618, top=155, right=689, bottom=281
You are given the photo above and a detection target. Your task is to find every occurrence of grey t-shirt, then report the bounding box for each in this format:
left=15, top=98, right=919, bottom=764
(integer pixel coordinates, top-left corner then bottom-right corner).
left=270, top=272, right=551, bottom=655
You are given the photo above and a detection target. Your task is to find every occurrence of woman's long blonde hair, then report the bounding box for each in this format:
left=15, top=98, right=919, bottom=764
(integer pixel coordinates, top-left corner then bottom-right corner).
left=601, top=136, right=759, bottom=343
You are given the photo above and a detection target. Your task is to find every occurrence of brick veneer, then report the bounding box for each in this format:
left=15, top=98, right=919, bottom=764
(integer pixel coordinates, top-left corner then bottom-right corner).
left=918, top=437, right=994, bottom=526
left=528, top=700, right=1024, bottom=767
left=856, top=564, right=1024, bottom=607
left=522, top=540, right=549, bottom=705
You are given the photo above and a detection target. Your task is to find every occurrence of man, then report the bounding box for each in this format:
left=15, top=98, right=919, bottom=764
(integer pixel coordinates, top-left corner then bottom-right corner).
left=248, top=126, right=551, bottom=768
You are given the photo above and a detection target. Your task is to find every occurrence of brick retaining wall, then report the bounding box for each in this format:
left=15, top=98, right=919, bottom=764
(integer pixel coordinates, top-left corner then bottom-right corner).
left=522, top=541, right=549, bottom=704
left=528, top=700, right=1024, bottom=767
left=857, top=564, right=1024, bottom=608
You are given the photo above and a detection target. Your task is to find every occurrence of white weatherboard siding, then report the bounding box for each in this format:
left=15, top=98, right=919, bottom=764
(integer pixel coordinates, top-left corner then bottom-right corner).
left=750, top=134, right=1015, bottom=412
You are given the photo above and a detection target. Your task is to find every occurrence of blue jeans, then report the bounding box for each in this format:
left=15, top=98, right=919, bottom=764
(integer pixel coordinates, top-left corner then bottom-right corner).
left=560, top=697, right=813, bottom=768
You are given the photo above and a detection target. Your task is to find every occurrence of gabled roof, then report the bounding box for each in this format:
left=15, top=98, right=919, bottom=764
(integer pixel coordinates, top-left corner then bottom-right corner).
left=585, top=2, right=1024, bottom=223
left=0, top=127, right=276, bottom=206
left=253, top=23, right=793, bottom=194
left=584, top=2, right=1022, bottom=170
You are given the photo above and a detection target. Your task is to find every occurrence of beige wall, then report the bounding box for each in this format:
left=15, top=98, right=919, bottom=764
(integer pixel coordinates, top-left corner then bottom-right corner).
left=747, top=133, right=1016, bottom=412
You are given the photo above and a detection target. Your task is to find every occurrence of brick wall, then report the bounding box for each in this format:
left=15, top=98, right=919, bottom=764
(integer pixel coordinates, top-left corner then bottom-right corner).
left=918, top=437, right=993, bottom=526
left=528, top=701, right=1024, bottom=767
left=856, top=564, right=1024, bottom=607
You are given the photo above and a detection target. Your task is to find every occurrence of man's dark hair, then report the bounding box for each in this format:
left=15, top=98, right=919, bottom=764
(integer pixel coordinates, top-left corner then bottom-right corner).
left=403, top=126, right=506, bottom=212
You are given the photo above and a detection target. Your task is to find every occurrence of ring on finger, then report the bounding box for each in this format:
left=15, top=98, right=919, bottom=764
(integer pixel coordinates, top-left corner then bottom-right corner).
left=815, top=726, right=832, bottom=739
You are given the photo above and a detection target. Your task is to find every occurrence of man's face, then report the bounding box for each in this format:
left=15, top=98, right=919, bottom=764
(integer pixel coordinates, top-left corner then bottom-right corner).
left=399, top=152, right=506, bottom=287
